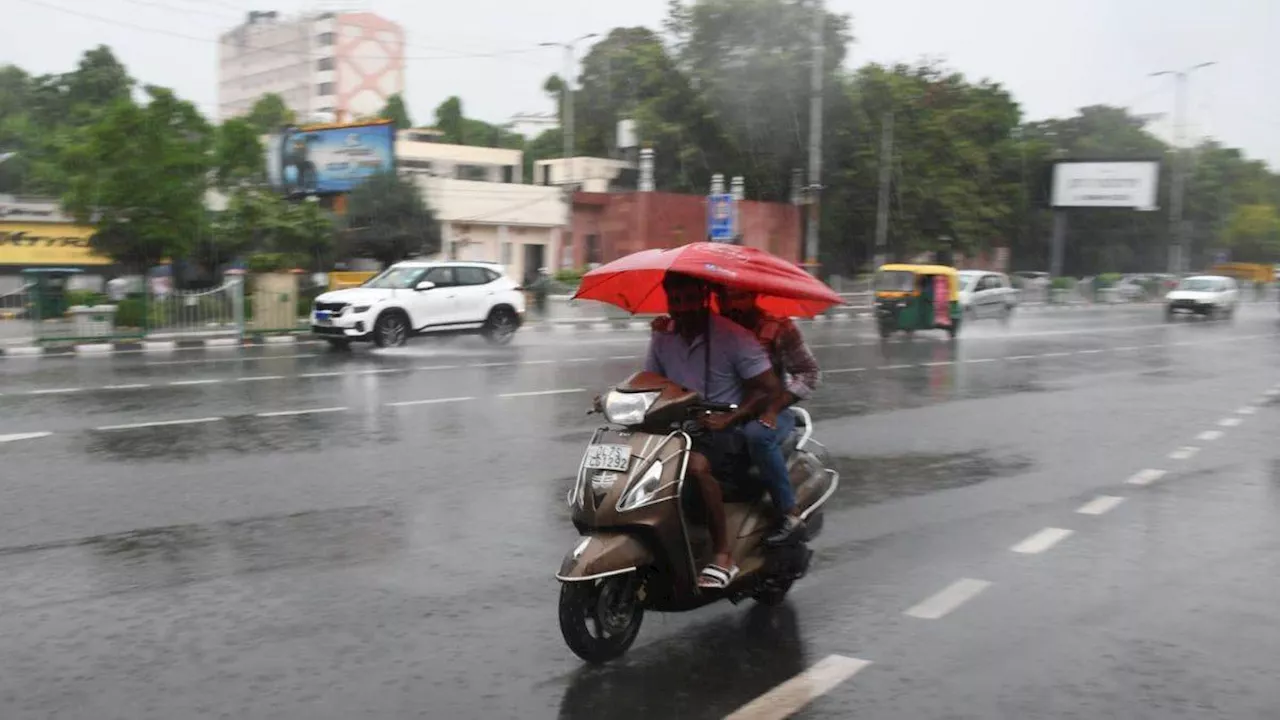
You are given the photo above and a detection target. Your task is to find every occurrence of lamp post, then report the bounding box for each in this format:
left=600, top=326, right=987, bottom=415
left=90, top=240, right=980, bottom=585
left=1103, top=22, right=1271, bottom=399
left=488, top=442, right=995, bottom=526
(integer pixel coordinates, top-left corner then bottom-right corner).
left=540, top=33, right=599, bottom=188
left=1150, top=61, right=1215, bottom=273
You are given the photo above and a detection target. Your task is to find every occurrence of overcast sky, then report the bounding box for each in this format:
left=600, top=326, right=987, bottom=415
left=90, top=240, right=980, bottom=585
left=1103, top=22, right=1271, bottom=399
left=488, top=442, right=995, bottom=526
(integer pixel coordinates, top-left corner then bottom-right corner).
left=8, top=0, right=1278, bottom=167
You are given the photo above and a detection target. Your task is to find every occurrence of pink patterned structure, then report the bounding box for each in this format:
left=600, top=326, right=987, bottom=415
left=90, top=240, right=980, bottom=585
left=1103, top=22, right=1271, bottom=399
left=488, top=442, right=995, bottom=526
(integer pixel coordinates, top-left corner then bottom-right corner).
left=333, top=13, right=405, bottom=120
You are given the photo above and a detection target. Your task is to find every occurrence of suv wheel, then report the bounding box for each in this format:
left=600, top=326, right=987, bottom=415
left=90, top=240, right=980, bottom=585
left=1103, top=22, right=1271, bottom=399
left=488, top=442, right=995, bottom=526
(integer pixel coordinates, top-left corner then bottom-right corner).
left=374, top=311, right=409, bottom=348
left=483, top=307, right=518, bottom=345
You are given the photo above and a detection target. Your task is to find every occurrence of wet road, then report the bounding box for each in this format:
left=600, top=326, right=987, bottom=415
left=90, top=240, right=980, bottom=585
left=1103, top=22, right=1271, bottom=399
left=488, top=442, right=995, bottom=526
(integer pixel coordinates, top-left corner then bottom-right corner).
left=1, top=305, right=1278, bottom=719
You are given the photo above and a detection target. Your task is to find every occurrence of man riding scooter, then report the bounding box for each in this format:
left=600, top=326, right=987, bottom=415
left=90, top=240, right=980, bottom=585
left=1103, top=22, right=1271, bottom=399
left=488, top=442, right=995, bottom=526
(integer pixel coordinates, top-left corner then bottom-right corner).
left=653, top=285, right=822, bottom=545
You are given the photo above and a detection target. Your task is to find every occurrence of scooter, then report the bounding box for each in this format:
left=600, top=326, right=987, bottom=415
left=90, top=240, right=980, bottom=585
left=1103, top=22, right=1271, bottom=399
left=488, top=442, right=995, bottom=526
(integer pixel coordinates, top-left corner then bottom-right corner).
left=556, top=371, right=839, bottom=663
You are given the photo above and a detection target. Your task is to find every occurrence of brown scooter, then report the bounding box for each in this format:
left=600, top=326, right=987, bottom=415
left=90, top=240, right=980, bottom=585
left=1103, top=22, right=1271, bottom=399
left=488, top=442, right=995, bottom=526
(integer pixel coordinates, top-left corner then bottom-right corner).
left=556, top=371, right=839, bottom=663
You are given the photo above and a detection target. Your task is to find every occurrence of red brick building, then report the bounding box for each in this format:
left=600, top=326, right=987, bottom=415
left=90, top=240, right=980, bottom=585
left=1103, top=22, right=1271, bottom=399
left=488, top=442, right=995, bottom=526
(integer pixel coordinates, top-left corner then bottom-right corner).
left=566, top=191, right=802, bottom=268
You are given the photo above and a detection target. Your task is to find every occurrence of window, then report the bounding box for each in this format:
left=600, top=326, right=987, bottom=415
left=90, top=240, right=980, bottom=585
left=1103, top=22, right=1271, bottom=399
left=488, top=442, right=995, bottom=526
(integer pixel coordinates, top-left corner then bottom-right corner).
left=585, top=234, right=602, bottom=265
left=317, top=82, right=335, bottom=95
left=318, top=32, right=335, bottom=46
left=455, top=267, right=493, bottom=286
left=364, top=267, right=427, bottom=289
left=423, top=267, right=456, bottom=287
left=455, top=164, right=489, bottom=182
left=502, top=165, right=515, bottom=184
left=317, top=57, right=334, bottom=71
left=400, top=159, right=432, bottom=173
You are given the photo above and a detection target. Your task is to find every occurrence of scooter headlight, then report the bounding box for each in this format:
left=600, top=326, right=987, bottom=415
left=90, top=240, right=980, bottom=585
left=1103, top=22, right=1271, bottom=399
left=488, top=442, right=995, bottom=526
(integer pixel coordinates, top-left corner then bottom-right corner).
left=617, top=460, right=665, bottom=512
left=603, top=390, right=660, bottom=426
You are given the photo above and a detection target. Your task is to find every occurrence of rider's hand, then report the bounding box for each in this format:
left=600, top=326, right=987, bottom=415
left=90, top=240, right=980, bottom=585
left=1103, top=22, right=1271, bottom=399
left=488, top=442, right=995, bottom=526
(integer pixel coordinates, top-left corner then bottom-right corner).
left=700, top=412, right=734, bottom=432
left=758, top=409, right=779, bottom=430
left=651, top=315, right=674, bottom=333
left=591, top=394, right=605, bottom=414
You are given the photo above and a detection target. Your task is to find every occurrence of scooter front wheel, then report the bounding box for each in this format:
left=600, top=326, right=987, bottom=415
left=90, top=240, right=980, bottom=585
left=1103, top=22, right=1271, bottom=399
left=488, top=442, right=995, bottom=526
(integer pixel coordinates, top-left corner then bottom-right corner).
left=558, top=577, right=644, bottom=664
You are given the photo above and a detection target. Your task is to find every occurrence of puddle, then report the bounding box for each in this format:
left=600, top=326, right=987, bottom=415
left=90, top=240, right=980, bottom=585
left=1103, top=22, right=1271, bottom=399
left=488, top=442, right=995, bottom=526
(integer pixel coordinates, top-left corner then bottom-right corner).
left=822, top=450, right=1035, bottom=510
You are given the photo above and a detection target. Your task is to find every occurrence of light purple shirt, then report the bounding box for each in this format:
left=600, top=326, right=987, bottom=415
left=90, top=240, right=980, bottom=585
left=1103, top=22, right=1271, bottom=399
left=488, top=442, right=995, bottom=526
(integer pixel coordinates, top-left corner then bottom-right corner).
left=643, top=314, right=773, bottom=405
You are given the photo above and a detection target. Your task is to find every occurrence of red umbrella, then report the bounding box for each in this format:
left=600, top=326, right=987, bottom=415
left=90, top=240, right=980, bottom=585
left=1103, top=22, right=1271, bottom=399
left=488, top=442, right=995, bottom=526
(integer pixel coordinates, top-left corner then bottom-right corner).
left=573, top=243, right=843, bottom=318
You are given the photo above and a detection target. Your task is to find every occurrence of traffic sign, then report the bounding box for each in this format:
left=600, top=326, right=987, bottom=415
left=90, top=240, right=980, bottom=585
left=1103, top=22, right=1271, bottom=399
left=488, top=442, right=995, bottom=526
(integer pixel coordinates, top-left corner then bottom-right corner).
left=707, top=193, right=735, bottom=242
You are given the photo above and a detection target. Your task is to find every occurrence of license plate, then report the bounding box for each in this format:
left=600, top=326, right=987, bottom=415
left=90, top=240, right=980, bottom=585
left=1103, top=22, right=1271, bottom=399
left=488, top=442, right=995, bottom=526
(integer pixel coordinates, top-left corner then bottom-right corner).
left=584, top=444, right=631, bottom=472
left=316, top=311, right=331, bottom=325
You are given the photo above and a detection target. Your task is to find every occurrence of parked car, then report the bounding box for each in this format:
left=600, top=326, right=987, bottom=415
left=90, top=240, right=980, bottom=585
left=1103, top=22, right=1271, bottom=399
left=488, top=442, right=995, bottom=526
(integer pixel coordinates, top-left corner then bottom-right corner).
left=310, top=261, right=526, bottom=349
left=1165, top=275, right=1239, bottom=321
left=958, top=270, right=1018, bottom=321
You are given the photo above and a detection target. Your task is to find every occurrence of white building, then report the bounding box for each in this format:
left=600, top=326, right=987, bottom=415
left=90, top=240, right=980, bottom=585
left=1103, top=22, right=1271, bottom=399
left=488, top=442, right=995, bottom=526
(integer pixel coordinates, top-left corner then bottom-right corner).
left=396, top=132, right=566, bottom=284
left=533, top=156, right=636, bottom=192
left=217, top=10, right=405, bottom=124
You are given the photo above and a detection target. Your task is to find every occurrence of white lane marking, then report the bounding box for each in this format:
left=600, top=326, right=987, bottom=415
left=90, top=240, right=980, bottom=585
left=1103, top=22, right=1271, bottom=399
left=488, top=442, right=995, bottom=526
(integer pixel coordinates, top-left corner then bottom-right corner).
left=27, top=387, right=81, bottom=395
left=921, top=361, right=953, bottom=367
left=1011, top=527, right=1074, bottom=554
left=1266, top=389, right=1280, bottom=397
left=881, top=363, right=913, bottom=370
left=1197, top=430, right=1224, bottom=442
left=904, top=578, right=991, bottom=620
left=724, top=654, right=871, bottom=720
left=169, top=379, right=222, bottom=386
left=1237, top=406, right=1257, bottom=415
left=965, top=357, right=997, bottom=364
left=95, top=417, right=222, bottom=431
left=1040, top=352, right=1072, bottom=358
left=1126, top=468, right=1167, bottom=486
left=1006, top=355, right=1037, bottom=361
left=104, top=383, right=151, bottom=390
left=387, top=396, right=474, bottom=407
left=145, top=353, right=318, bottom=367
left=1077, top=495, right=1125, bottom=516
left=473, top=362, right=515, bottom=368
left=825, top=367, right=865, bottom=374
left=1169, top=446, right=1199, bottom=461
left=1113, top=346, right=1140, bottom=352
left=256, top=406, right=347, bottom=418
left=0, top=432, right=52, bottom=443
left=416, top=365, right=459, bottom=371
left=355, top=368, right=401, bottom=375
left=498, top=388, right=586, bottom=399
left=299, top=371, right=344, bottom=378
left=1217, top=417, right=1242, bottom=427
left=239, top=375, right=285, bottom=382
left=1077, top=349, right=1105, bottom=354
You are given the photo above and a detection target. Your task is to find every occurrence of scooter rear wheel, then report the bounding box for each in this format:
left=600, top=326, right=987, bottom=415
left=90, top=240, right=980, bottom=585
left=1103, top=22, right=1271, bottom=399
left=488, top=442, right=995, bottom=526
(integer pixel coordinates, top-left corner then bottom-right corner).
left=558, top=577, right=644, bottom=664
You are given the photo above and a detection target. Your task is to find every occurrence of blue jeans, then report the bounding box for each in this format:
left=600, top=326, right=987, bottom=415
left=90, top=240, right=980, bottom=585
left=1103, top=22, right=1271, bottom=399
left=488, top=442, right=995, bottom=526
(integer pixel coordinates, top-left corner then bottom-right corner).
left=741, top=410, right=797, bottom=514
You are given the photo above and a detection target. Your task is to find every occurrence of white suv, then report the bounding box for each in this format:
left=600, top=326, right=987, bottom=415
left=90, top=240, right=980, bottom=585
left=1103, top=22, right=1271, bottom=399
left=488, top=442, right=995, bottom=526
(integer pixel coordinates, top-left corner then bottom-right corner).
left=958, top=271, right=1018, bottom=321
left=311, top=261, right=526, bottom=349
left=1165, top=275, right=1238, bottom=321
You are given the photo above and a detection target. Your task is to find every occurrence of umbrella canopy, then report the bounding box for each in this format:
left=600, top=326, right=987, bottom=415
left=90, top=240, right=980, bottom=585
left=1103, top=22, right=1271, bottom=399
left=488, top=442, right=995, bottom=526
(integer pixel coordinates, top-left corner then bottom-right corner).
left=573, top=243, right=843, bottom=318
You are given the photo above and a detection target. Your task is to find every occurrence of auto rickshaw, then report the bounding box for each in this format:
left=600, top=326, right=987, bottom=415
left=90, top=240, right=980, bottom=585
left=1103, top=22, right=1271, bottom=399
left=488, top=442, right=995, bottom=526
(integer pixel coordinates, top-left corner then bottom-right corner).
left=873, top=263, right=962, bottom=339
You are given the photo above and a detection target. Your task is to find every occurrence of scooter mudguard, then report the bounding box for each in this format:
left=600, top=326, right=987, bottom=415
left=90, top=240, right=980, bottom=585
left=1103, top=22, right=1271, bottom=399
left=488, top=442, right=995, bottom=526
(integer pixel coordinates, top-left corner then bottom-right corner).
left=556, top=532, right=654, bottom=583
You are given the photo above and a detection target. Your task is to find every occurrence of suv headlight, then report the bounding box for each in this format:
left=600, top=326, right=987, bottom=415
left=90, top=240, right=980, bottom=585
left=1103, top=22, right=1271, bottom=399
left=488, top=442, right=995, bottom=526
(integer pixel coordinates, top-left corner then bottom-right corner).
left=603, top=390, right=660, bottom=426
left=351, top=305, right=371, bottom=314
left=617, top=460, right=665, bottom=512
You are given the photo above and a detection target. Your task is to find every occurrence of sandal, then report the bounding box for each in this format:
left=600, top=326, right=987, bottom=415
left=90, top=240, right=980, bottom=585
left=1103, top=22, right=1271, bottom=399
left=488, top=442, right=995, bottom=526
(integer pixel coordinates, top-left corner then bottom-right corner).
left=697, top=563, right=740, bottom=589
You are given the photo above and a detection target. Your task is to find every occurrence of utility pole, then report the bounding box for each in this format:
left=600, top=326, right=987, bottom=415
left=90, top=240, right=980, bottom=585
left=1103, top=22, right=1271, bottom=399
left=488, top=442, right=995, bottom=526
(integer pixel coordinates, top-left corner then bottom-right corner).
left=1151, top=61, right=1215, bottom=274
left=802, top=0, right=825, bottom=275
left=873, top=111, right=893, bottom=267
left=541, top=33, right=599, bottom=188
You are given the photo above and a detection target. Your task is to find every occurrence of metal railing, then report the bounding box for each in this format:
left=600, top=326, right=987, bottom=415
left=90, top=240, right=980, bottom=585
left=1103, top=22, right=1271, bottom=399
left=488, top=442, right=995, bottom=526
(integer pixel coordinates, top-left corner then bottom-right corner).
left=146, top=278, right=243, bottom=340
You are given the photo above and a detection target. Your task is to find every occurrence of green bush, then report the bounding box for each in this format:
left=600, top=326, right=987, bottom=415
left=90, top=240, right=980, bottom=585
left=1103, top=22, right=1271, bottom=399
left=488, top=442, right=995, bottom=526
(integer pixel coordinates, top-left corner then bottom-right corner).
left=554, top=267, right=586, bottom=285
left=114, top=297, right=147, bottom=328
left=1051, top=276, right=1076, bottom=290
left=64, top=290, right=106, bottom=308
left=246, top=252, right=306, bottom=274
left=1096, top=273, right=1122, bottom=288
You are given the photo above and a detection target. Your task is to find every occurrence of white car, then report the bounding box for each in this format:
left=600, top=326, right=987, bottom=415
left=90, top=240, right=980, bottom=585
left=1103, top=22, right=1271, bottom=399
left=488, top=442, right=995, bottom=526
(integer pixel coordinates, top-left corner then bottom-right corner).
left=1165, top=275, right=1239, bottom=321
left=311, top=261, right=526, bottom=348
left=958, top=271, right=1018, bottom=321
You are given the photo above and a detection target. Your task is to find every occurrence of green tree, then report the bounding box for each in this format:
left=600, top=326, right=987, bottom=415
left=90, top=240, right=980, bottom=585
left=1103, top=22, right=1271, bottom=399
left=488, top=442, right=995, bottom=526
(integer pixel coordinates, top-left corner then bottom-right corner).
left=211, top=188, right=335, bottom=270
left=245, top=93, right=295, bottom=134
left=214, top=117, right=265, bottom=188
left=379, top=93, right=413, bottom=129
left=434, top=96, right=465, bottom=143
left=61, top=86, right=213, bottom=271
left=342, top=171, right=440, bottom=266
left=1224, top=204, right=1280, bottom=261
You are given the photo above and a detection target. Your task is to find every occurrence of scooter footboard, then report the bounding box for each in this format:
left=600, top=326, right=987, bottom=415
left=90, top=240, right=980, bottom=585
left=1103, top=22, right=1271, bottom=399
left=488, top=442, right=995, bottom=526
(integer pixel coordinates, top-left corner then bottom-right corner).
left=556, top=532, right=655, bottom=583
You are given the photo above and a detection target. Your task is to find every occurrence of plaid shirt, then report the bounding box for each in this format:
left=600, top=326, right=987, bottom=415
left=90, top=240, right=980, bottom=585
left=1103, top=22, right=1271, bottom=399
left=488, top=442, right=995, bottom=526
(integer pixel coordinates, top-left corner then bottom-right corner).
left=751, top=314, right=821, bottom=400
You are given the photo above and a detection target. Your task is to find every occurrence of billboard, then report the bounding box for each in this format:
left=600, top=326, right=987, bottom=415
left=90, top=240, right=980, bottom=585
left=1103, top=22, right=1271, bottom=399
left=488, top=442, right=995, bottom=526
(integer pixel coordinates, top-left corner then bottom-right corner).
left=265, top=120, right=396, bottom=195
left=1051, top=161, right=1160, bottom=210
left=0, top=223, right=111, bottom=266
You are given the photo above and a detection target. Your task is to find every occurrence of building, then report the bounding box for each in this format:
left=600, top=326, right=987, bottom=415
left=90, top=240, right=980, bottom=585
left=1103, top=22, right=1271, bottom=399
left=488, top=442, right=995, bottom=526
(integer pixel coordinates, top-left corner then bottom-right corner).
left=395, top=133, right=564, bottom=285
left=533, top=157, right=637, bottom=193
left=566, top=191, right=802, bottom=269
left=217, top=10, right=405, bottom=123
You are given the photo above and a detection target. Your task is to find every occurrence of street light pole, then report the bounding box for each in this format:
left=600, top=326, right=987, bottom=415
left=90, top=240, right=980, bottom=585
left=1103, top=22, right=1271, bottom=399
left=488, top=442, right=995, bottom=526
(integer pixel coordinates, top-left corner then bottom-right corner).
left=541, top=33, right=598, bottom=188
left=1151, top=61, right=1215, bottom=274
left=803, top=0, right=825, bottom=275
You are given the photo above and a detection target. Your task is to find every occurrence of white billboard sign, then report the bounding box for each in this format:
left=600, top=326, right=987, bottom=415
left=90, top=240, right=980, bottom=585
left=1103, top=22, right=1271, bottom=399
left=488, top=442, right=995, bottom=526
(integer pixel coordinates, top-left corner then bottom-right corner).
left=1051, top=161, right=1159, bottom=210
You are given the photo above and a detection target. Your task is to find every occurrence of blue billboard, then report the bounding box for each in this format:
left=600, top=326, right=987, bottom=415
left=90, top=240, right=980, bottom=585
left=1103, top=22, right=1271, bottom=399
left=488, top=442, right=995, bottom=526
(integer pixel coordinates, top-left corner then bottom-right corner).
left=265, top=121, right=396, bottom=195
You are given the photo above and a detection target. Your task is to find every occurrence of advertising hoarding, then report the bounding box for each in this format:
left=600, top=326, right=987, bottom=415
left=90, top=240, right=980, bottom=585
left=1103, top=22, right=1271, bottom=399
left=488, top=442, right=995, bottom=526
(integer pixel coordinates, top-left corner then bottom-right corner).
left=0, top=223, right=110, bottom=266
left=266, top=120, right=396, bottom=195
left=1051, top=161, right=1160, bottom=210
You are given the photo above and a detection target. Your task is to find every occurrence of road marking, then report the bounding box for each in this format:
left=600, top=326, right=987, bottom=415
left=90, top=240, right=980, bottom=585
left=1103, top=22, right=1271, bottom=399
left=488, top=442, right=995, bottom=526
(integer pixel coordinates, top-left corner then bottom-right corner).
left=826, top=367, right=865, bottom=374
left=239, top=375, right=286, bottom=382
left=95, top=417, right=222, bottom=431
left=145, top=353, right=318, bottom=367
left=1040, top=352, right=1072, bottom=358
left=1196, top=430, right=1224, bottom=441
left=881, top=363, right=912, bottom=370
left=965, top=357, right=998, bottom=363
left=415, top=365, right=460, bottom=371
left=1077, top=495, right=1125, bottom=515
left=1126, top=468, right=1167, bottom=486
left=904, top=578, right=991, bottom=620
left=27, top=387, right=81, bottom=395
left=0, top=432, right=52, bottom=443
left=1266, top=389, right=1279, bottom=397
left=1006, top=355, right=1037, bottom=361
left=387, top=396, right=474, bottom=407
left=1169, top=446, right=1199, bottom=460
left=103, top=383, right=151, bottom=390
left=1077, top=348, right=1105, bottom=354
left=299, top=371, right=344, bottom=378
left=1237, top=407, right=1257, bottom=415
left=169, top=379, right=222, bottom=386
left=1217, top=417, right=1242, bottom=427
left=921, top=361, right=953, bottom=367
left=1011, top=527, right=1073, bottom=554
left=355, top=368, right=401, bottom=375
left=473, top=362, right=515, bottom=368
left=498, top=388, right=586, bottom=399
left=724, top=654, right=871, bottom=720
left=256, top=406, right=347, bottom=418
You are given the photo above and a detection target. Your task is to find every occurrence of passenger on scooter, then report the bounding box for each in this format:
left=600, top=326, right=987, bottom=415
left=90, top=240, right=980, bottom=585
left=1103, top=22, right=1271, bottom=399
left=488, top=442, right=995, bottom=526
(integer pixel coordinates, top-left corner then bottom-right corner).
left=642, top=272, right=782, bottom=590
left=654, top=287, right=822, bottom=545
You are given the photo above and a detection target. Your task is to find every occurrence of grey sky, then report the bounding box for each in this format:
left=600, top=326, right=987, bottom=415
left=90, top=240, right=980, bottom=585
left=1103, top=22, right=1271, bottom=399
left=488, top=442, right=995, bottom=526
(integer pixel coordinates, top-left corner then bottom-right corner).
left=8, top=0, right=1278, bottom=167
